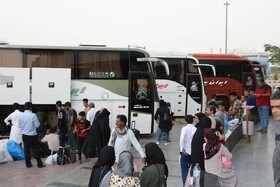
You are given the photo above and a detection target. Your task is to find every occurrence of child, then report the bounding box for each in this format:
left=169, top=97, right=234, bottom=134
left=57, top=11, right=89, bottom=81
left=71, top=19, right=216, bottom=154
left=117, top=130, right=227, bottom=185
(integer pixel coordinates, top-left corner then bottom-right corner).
left=74, top=111, right=91, bottom=164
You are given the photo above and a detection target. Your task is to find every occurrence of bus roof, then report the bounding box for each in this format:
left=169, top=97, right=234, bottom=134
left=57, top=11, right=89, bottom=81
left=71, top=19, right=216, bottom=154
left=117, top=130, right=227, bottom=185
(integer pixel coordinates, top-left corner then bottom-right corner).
left=191, top=53, right=251, bottom=62
left=147, top=51, right=199, bottom=63
left=0, top=44, right=148, bottom=54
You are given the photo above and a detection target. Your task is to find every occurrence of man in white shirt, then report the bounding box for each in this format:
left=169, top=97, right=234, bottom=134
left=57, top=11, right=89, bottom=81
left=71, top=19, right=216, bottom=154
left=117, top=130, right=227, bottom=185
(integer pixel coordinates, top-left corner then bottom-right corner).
left=180, top=115, right=197, bottom=187
left=4, top=103, right=22, bottom=144
left=18, top=102, right=45, bottom=168
left=41, top=129, right=59, bottom=153
left=86, top=102, right=96, bottom=125
left=108, top=115, right=145, bottom=163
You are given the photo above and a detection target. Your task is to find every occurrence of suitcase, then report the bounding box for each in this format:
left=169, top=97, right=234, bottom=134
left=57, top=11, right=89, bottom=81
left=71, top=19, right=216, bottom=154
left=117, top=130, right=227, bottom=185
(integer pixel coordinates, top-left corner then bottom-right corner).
left=67, top=147, right=76, bottom=163
left=57, top=146, right=76, bottom=165
left=131, top=121, right=140, bottom=141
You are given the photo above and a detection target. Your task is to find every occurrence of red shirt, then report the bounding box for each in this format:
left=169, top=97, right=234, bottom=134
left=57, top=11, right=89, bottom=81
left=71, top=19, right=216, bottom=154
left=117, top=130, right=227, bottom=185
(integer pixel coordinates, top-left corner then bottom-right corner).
left=255, top=84, right=272, bottom=106
left=76, top=120, right=90, bottom=137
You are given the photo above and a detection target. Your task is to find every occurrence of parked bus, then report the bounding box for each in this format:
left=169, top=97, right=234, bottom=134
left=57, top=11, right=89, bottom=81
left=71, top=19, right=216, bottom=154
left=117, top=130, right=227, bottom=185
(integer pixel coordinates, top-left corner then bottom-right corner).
left=251, top=60, right=266, bottom=81
left=192, top=54, right=258, bottom=110
left=0, top=45, right=165, bottom=135
left=239, top=52, right=271, bottom=76
left=150, top=53, right=213, bottom=117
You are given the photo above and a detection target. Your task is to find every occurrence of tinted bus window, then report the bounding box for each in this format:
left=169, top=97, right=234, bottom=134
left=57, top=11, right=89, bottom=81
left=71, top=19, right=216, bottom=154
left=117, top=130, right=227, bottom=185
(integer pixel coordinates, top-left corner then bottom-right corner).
left=77, top=51, right=130, bottom=79
left=129, top=51, right=147, bottom=72
left=26, top=50, right=75, bottom=78
left=130, top=74, right=152, bottom=113
left=187, top=59, right=199, bottom=73
left=0, top=49, right=23, bottom=67
left=200, top=60, right=243, bottom=83
left=154, top=58, right=184, bottom=84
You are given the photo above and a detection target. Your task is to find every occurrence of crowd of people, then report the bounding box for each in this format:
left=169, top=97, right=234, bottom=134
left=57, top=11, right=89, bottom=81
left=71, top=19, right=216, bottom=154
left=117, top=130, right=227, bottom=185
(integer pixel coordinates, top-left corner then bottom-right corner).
left=4, top=77, right=280, bottom=186
left=3, top=97, right=169, bottom=187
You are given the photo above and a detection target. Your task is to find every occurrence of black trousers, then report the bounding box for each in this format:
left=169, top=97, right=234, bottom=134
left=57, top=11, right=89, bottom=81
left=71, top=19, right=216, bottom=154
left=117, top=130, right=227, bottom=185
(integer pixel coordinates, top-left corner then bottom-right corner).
left=22, top=134, right=43, bottom=167
left=77, top=136, right=86, bottom=160
left=59, top=133, right=67, bottom=147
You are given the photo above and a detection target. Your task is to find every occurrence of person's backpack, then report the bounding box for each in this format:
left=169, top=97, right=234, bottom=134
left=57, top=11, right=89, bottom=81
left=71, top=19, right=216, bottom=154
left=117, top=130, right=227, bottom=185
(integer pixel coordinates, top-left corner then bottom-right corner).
left=161, top=111, right=172, bottom=124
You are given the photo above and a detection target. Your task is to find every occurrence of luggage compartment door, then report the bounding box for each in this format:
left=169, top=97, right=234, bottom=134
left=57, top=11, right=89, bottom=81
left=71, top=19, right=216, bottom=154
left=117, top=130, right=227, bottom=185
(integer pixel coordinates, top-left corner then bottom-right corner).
left=32, top=68, right=71, bottom=104
left=0, top=68, right=30, bottom=105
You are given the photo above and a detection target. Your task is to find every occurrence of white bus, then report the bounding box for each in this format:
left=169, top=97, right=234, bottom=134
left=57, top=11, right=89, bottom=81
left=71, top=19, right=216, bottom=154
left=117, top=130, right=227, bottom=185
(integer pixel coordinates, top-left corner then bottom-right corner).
left=150, top=53, right=211, bottom=117
left=0, top=45, right=164, bottom=135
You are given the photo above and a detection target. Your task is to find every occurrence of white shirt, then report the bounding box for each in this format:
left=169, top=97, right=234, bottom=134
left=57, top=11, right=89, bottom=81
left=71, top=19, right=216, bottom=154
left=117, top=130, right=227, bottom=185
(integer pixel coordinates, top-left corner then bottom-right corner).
left=41, top=133, right=60, bottom=152
left=108, top=127, right=145, bottom=162
left=4, top=110, right=21, bottom=127
left=4, top=110, right=23, bottom=144
left=180, top=123, right=196, bottom=155
left=86, top=108, right=96, bottom=125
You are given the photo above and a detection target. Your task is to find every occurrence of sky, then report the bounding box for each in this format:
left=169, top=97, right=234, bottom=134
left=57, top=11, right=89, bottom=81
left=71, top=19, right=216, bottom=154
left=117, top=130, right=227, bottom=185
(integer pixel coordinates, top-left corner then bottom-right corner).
left=0, top=0, right=279, bottom=54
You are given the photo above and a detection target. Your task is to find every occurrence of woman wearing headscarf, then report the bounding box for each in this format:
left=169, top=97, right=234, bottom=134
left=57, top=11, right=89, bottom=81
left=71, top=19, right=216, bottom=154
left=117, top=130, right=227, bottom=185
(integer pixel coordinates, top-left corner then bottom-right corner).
left=193, top=112, right=206, bottom=126
left=140, top=142, right=168, bottom=187
left=154, top=100, right=173, bottom=145
left=204, top=128, right=238, bottom=187
left=109, top=151, right=140, bottom=186
left=83, top=107, right=111, bottom=158
left=190, top=116, right=211, bottom=187
left=88, top=146, right=115, bottom=187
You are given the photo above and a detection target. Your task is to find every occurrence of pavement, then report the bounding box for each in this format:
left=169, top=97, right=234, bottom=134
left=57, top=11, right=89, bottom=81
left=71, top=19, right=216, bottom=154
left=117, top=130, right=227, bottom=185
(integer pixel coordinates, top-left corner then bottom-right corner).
left=0, top=117, right=277, bottom=187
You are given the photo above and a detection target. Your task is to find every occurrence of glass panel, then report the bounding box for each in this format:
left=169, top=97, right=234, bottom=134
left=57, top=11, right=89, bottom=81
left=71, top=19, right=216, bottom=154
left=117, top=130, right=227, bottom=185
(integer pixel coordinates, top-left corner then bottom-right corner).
left=77, top=51, right=124, bottom=79
left=130, top=73, right=152, bottom=113
left=0, top=49, right=23, bottom=67
left=187, top=59, right=199, bottom=73
left=154, top=58, right=184, bottom=84
left=26, top=50, right=75, bottom=78
left=186, top=74, right=202, bottom=104
left=244, top=73, right=255, bottom=90
left=199, top=60, right=243, bottom=82
left=130, top=51, right=148, bottom=72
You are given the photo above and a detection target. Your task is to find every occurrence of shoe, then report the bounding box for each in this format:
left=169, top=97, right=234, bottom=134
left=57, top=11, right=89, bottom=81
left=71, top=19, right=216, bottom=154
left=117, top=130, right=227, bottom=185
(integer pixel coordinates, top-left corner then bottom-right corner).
left=156, top=141, right=160, bottom=145
left=256, top=129, right=263, bottom=132
left=165, top=142, right=169, bottom=146
left=38, top=165, right=46, bottom=168
left=261, top=129, right=268, bottom=134
left=26, top=164, right=33, bottom=168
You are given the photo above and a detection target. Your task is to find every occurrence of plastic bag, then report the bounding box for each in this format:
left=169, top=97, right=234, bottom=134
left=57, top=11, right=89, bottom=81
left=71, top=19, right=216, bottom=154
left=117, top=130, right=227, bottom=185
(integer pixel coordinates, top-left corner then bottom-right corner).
left=0, top=139, right=13, bottom=162
left=0, top=140, right=5, bottom=163
left=45, top=153, right=57, bottom=165
left=7, top=140, right=25, bottom=160
left=221, top=155, right=232, bottom=169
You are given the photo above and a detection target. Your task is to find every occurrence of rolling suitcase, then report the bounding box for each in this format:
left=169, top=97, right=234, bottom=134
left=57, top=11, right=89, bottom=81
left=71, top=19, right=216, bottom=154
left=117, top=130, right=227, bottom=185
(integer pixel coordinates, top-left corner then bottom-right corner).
left=131, top=121, right=140, bottom=141
left=57, top=146, right=75, bottom=165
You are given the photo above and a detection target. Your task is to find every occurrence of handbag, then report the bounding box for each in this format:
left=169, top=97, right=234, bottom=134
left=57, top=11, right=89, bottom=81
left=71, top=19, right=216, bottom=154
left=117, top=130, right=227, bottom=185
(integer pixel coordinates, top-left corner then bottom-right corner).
left=221, top=155, right=232, bottom=169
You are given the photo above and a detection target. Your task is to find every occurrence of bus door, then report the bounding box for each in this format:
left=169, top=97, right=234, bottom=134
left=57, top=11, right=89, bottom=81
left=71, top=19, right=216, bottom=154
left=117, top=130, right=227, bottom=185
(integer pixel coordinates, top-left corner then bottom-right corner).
left=129, top=72, right=154, bottom=134
left=32, top=68, right=71, bottom=104
left=243, top=72, right=255, bottom=92
left=185, top=74, right=203, bottom=115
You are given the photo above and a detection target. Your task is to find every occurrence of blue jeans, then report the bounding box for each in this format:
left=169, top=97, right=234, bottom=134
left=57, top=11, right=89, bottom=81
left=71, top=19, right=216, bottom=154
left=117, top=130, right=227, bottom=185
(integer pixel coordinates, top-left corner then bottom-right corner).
left=157, top=128, right=169, bottom=143
left=180, top=153, right=191, bottom=187
left=258, top=106, right=270, bottom=130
